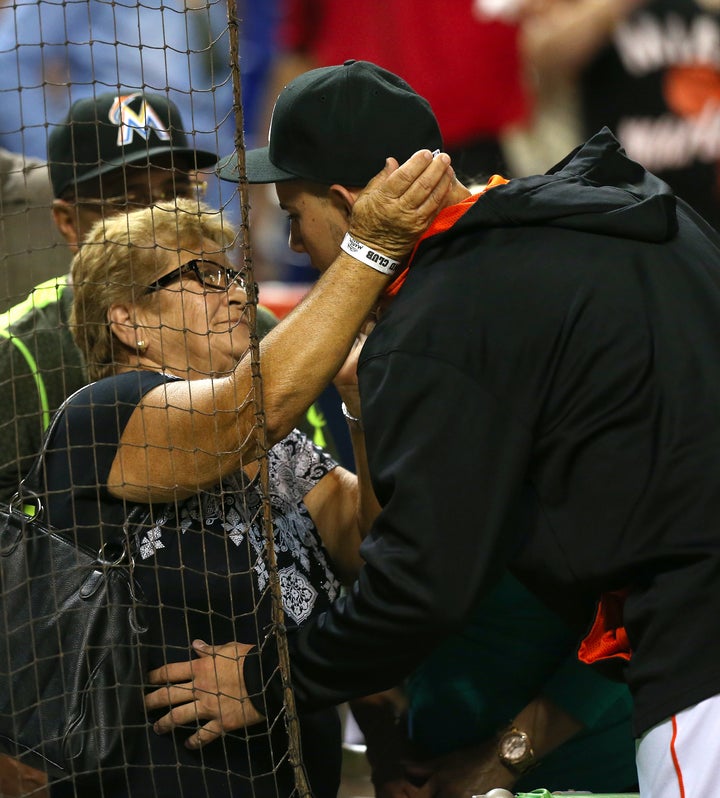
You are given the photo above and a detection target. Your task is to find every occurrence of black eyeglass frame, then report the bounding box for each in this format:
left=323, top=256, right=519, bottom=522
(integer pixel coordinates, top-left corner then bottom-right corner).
left=145, top=259, right=246, bottom=294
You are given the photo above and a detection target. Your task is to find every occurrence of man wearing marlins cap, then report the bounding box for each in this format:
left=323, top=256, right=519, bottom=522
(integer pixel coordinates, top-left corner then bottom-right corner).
left=147, top=60, right=720, bottom=797
left=0, top=91, right=216, bottom=504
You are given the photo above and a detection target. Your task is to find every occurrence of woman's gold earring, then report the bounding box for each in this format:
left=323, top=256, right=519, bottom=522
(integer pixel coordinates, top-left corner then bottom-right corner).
left=136, top=340, right=147, bottom=352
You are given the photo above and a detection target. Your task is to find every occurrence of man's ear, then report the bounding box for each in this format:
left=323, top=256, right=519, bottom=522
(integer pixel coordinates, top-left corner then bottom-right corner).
left=52, top=200, right=80, bottom=252
left=107, top=302, right=142, bottom=350
left=328, top=184, right=362, bottom=221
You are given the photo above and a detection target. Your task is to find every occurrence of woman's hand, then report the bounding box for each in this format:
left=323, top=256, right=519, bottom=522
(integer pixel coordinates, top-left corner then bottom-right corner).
left=349, top=150, right=454, bottom=261
left=144, top=639, right=264, bottom=749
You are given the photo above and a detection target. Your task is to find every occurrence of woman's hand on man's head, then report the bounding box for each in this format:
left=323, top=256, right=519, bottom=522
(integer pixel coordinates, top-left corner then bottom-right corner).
left=349, top=150, right=454, bottom=261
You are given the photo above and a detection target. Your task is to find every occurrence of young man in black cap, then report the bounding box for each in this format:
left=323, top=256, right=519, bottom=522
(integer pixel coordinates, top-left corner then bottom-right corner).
left=0, top=91, right=216, bottom=501
left=219, top=59, right=637, bottom=795
left=148, top=59, right=720, bottom=798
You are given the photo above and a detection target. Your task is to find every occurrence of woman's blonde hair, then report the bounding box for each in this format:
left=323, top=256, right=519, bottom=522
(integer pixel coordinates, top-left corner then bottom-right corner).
left=70, top=198, right=236, bottom=382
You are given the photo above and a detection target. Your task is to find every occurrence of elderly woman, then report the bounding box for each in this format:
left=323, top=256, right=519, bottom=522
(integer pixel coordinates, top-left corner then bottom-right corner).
left=32, top=158, right=440, bottom=798
left=39, top=197, right=365, bottom=798
left=33, top=148, right=453, bottom=797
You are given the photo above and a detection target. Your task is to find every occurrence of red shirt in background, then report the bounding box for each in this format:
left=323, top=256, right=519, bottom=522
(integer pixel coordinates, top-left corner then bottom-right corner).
left=278, top=0, right=529, bottom=150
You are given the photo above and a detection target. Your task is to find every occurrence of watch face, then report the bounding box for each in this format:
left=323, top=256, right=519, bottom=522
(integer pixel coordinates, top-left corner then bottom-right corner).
left=499, top=730, right=531, bottom=764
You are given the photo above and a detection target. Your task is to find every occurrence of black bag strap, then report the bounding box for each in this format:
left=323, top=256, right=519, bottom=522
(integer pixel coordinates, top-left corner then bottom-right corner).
left=10, top=386, right=147, bottom=557
left=10, top=385, right=87, bottom=513
left=15, top=386, right=87, bottom=501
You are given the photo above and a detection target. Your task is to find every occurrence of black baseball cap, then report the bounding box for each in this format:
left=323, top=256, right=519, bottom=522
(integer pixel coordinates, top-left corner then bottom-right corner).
left=217, top=60, right=443, bottom=186
left=48, top=92, right=217, bottom=198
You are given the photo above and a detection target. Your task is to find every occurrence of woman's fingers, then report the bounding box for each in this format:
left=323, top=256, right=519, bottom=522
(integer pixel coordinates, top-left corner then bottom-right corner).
left=350, top=150, right=454, bottom=260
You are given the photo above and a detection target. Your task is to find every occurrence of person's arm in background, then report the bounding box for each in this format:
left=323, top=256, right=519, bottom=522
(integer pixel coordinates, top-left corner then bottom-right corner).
left=498, top=0, right=647, bottom=180
left=519, top=0, right=648, bottom=79
left=331, top=323, right=383, bottom=533
left=300, top=325, right=384, bottom=583
left=332, top=328, right=422, bottom=797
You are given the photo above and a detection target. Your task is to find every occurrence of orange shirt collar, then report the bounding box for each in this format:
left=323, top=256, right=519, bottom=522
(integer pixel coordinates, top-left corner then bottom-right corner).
left=386, top=175, right=509, bottom=298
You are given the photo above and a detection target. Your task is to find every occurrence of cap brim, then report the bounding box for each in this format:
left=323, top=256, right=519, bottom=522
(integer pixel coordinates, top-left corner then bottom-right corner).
left=74, top=145, right=218, bottom=188
left=217, top=147, right=298, bottom=184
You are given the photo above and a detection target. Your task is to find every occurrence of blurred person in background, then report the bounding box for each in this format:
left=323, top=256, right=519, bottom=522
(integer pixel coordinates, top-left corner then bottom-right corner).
left=504, top=0, right=720, bottom=230
left=0, top=148, right=68, bottom=309
left=0, top=0, right=281, bottom=216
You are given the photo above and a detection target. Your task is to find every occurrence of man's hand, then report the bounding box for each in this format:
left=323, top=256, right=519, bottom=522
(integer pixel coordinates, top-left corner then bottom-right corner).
left=404, top=741, right=516, bottom=798
left=144, top=640, right=265, bottom=749
left=349, top=150, right=454, bottom=261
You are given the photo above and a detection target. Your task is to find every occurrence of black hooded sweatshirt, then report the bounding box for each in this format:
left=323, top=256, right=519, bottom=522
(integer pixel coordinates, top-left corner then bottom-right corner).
left=248, top=129, right=720, bottom=738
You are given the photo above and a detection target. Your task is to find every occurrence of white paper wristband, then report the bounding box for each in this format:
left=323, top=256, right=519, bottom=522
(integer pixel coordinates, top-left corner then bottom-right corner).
left=340, top=232, right=401, bottom=276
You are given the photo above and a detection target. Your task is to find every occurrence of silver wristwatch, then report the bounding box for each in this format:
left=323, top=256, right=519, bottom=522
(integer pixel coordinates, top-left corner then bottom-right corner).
left=497, top=726, right=536, bottom=775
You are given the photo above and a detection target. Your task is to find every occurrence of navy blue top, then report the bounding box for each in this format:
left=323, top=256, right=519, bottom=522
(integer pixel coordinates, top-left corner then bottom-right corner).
left=44, top=370, right=342, bottom=798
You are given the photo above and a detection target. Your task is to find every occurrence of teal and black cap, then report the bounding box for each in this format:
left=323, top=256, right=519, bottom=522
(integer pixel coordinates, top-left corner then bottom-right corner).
left=217, top=60, right=443, bottom=186
left=48, top=91, right=217, bottom=198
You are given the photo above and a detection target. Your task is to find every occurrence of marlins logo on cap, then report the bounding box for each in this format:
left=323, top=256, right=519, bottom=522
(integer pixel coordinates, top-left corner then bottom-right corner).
left=109, top=94, right=173, bottom=147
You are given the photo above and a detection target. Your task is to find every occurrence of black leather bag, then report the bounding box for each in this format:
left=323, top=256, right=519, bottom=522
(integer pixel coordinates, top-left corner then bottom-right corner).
left=0, top=399, right=150, bottom=778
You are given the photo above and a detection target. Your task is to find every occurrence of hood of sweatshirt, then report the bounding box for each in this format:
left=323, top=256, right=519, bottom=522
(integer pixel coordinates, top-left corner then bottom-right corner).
left=455, top=128, right=678, bottom=243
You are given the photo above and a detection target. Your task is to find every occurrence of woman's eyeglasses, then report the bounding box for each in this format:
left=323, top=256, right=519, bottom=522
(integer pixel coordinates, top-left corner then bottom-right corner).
left=146, top=259, right=247, bottom=294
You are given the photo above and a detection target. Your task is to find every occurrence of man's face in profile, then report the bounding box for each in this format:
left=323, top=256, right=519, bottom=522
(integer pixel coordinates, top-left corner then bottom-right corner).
left=275, top=179, right=349, bottom=273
